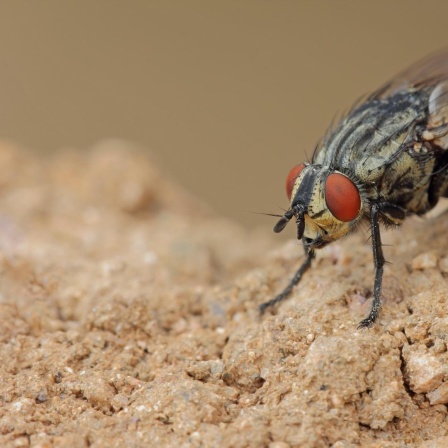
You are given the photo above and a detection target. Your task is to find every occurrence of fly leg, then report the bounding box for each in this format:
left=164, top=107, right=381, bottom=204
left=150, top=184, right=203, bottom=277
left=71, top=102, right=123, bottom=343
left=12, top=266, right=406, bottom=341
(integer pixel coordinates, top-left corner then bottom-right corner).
left=358, top=202, right=386, bottom=329
left=259, top=245, right=315, bottom=314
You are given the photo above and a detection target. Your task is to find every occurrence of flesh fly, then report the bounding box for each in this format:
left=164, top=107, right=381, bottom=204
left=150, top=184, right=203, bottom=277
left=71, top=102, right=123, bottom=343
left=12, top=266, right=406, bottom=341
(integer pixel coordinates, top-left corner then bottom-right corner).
left=260, top=51, right=448, bottom=328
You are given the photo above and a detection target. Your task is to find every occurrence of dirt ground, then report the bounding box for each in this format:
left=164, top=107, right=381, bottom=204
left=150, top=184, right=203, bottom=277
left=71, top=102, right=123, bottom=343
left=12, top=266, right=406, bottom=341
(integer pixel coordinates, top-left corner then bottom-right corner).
left=0, top=141, right=448, bottom=448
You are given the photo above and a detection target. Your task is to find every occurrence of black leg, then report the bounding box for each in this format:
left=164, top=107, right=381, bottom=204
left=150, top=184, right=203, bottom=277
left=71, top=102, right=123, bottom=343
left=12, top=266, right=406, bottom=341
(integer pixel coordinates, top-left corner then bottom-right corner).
left=358, top=203, right=385, bottom=329
left=259, top=245, right=315, bottom=314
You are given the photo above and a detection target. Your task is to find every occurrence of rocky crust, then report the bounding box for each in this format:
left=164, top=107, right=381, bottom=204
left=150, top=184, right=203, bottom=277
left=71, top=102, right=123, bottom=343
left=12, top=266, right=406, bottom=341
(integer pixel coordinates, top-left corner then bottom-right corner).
left=0, top=141, right=447, bottom=448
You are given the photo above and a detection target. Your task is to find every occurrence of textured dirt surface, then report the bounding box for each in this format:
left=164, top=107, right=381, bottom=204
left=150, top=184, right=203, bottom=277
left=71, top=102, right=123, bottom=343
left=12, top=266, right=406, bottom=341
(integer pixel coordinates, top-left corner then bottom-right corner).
left=0, top=141, right=448, bottom=448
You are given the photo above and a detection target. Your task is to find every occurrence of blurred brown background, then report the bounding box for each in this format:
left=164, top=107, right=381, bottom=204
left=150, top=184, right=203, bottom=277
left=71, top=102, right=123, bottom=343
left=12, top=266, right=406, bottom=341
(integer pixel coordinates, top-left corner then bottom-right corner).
left=0, top=1, right=448, bottom=234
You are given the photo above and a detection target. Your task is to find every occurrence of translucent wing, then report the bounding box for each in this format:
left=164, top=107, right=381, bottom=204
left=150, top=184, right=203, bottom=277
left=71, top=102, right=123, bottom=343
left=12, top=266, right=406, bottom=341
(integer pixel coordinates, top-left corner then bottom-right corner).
left=312, top=50, right=448, bottom=164
left=371, top=48, right=448, bottom=99
left=372, top=49, right=448, bottom=149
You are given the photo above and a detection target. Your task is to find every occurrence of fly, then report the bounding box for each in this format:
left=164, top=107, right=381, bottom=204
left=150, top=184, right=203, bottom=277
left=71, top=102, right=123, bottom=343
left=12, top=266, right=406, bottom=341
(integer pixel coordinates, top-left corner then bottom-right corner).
left=259, top=51, right=448, bottom=328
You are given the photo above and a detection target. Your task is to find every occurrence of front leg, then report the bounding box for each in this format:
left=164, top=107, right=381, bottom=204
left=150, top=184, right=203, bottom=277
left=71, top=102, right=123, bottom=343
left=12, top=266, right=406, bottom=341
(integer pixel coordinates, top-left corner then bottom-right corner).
left=259, top=243, right=315, bottom=314
left=358, top=202, right=387, bottom=329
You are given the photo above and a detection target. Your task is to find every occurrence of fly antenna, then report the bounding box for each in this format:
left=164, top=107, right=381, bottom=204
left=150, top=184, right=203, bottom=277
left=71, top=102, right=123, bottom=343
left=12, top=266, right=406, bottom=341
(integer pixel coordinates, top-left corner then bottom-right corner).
left=273, top=209, right=295, bottom=233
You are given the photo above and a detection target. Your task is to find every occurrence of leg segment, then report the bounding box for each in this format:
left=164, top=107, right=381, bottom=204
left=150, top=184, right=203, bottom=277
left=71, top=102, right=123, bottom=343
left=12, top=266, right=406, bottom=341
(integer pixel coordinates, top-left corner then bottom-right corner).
left=259, top=245, right=315, bottom=314
left=358, top=203, right=385, bottom=329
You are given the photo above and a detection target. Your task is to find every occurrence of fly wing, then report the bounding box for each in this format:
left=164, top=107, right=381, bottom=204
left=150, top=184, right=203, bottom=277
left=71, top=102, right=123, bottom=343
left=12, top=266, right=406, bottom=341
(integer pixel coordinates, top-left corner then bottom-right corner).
left=427, top=79, right=448, bottom=148
left=372, top=49, right=448, bottom=150
left=371, top=49, right=448, bottom=99
left=312, top=50, right=448, bottom=165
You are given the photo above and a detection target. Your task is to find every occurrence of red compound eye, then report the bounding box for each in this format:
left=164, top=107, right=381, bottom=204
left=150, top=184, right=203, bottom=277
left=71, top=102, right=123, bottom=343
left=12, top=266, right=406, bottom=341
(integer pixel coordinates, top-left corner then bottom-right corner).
left=286, top=164, right=305, bottom=199
left=325, top=173, right=361, bottom=222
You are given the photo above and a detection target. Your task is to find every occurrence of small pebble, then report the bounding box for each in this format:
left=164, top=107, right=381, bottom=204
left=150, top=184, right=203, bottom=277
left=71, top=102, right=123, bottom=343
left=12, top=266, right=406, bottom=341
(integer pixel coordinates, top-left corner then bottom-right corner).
left=411, top=252, right=438, bottom=270
left=306, top=333, right=315, bottom=343
left=439, top=256, right=448, bottom=273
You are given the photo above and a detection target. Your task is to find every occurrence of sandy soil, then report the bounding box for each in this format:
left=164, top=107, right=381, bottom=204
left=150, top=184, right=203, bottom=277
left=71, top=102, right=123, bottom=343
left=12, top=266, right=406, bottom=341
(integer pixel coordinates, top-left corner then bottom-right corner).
left=0, top=141, right=447, bottom=448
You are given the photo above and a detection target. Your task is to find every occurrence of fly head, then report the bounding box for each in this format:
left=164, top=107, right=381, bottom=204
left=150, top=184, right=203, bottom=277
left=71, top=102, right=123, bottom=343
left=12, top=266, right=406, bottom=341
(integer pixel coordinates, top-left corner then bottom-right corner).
left=277, top=164, right=364, bottom=248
